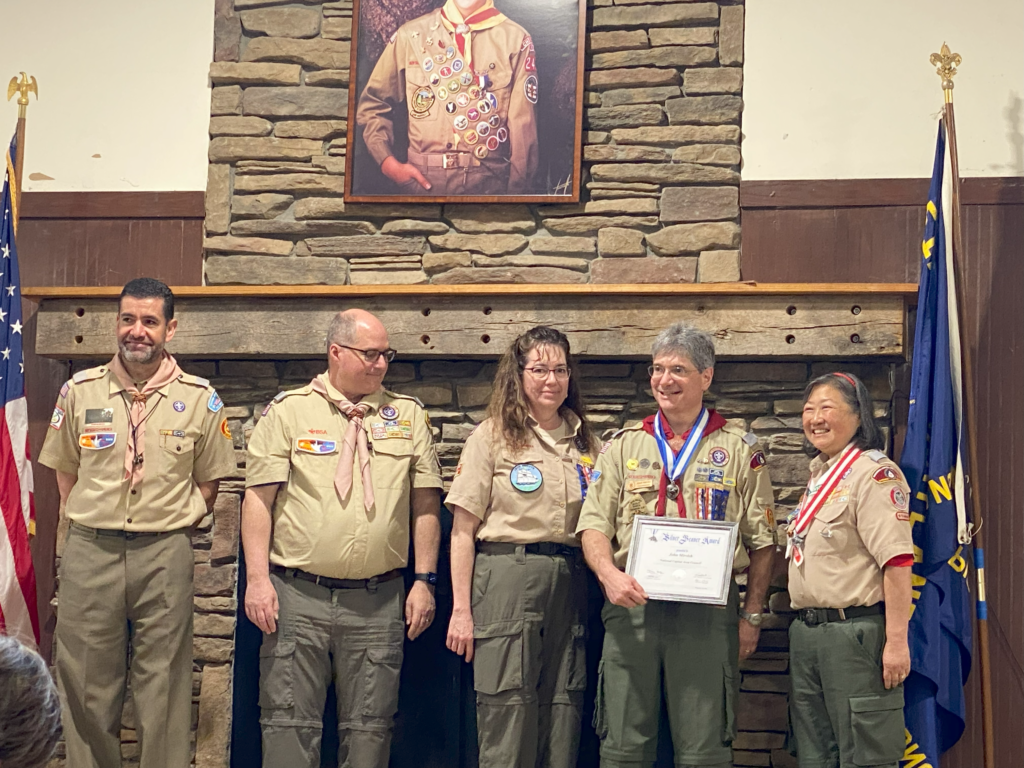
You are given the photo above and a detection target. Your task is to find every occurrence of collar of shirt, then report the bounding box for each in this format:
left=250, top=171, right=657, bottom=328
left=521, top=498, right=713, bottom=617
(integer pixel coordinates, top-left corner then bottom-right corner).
left=106, top=367, right=176, bottom=398
left=808, top=441, right=856, bottom=480
left=526, top=410, right=582, bottom=450
left=315, top=372, right=384, bottom=416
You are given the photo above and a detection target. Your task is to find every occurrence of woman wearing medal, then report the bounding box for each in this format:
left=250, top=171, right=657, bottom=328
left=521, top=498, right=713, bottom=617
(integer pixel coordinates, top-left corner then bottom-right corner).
left=786, top=372, right=914, bottom=768
left=445, top=326, right=597, bottom=768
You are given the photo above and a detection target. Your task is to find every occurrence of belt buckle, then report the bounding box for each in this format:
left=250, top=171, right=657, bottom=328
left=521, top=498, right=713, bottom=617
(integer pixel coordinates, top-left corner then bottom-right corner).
left=442, top=152, right=458, bottom=169
left=802, top=609, right=818, bottom=626
left=837, top=607, right=847, bottom=621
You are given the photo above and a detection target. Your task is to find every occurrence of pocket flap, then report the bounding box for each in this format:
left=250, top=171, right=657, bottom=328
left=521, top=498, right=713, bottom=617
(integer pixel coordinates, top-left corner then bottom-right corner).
left=259, top=638, right=294, bottom=658
left=815, top=502, right=847, bottom=524
left=367, top=646, right=403, bottom=665
left=474, top=619, right=524, bottom=639
left=372, top=439, right=414, bottom=456
left=849, top=692, right=904, bottom=713
left=571, top=623, right=586, bottom=640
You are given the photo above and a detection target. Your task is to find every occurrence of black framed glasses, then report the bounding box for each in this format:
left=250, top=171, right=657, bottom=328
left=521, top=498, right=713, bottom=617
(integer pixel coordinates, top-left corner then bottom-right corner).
left=336, top=344, right=396, bottom=363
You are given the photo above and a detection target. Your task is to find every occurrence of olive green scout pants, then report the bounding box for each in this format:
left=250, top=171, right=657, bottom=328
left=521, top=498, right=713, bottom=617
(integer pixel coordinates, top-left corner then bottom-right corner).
left=593, top=584, right=740, bottom=768
left=789, top=613, right=905, bottom=768
left=472, top=547, right=589, bottom=768
left=259, top=572, right=405, bottom=768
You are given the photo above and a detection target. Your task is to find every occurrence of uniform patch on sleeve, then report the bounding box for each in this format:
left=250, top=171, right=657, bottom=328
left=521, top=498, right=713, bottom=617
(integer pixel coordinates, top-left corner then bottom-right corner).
left=524, top=75, right=538, bottom=104
left=50, top=406, right=66, bottom=430
left=750, top=451, right=766, bottom=471
left=890, top=487, right=908, bottom=510
left=765, top=507, right=776, bottom=528
left=220, top=418, right=232, bottom=440
left=895, top=510, right=911, bottom=522
left=208, top=391, right=224, bottom=413
left=59, top=380, right=71, bottom=399
left=872, top=466, right=900, bottom=484
left=455, top=462, right=463, bottom=476
left=599, top=440, right=611, bottom=454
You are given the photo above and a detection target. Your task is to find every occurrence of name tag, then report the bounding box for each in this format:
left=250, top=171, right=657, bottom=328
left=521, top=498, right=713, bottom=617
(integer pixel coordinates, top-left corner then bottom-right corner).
left=625, top=475, right=655, bottom=492
left=296, top=438, right=338, bottom=455
left=85, top=408, right=114, bottom=426
left=80, top=432, right=116, bottom=450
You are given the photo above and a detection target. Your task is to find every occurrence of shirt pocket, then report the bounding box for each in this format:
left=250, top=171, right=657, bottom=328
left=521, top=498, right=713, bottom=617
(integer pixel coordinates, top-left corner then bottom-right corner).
left=372, top=439, right=414, bottom=489
left=405, top=69, right=444, bottom=128
left=159, top=433, right=195, bottom=472
left=488, top=63, right=515, bottom=121
left=502, top=449, right=546, bottom=496
left=809, top=502, right=850, bottom=554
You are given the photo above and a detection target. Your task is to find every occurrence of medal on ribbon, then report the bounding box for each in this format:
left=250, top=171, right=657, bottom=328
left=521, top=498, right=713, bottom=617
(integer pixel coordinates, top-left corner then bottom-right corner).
left=654, top=408, right=708, bottom=513
left=786, top=443, right=862, bottom=565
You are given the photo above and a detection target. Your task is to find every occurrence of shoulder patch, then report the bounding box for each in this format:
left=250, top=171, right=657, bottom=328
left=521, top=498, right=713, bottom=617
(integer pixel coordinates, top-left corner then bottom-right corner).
left=72, top=366, right=106, bottom=384
left=59, top=380, right=71, bottom=399
left=208, top=391, right=224, bottom=413
left=864, top=449, right=888, bottom=463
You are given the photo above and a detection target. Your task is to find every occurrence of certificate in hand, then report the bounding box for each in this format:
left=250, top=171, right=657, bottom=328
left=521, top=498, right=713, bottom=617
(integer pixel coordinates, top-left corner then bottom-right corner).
left=625, top=516, right=739, bottom=605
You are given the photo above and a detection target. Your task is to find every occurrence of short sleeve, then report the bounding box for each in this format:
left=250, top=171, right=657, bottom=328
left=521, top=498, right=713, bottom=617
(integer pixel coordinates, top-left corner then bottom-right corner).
left=38, top=384, right=81, bottom=475
left=410, top=405, right=443, bottom=489
left=855, top=466, right=914, bottom=567
left=246, top=403, right=292, bottom=488
left=575, top=438, right=621, bottom=540
left=737, top=447, right=777, bottom=551
left=192, top=388, right=238, bottom=483
left=445, top=422, right=496, bottom=519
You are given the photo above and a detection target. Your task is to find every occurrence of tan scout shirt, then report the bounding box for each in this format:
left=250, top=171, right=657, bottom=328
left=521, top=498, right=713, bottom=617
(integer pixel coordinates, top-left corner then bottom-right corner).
left=38, top=365, right=237, bottom=532
left=356, top=7, right=539, bottom=193
left=576, top=419, right=776, bottom=571
left=446, top=414, right=594, bottom=547
left=246, top=378, right=443, bottom=579
left=787, top=449, right=914, bottom=610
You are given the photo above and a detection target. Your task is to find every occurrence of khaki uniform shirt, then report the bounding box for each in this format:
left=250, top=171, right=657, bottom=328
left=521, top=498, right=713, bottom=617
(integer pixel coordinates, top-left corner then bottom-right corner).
left=576, top=420, right=777, bottom=571
left=787, top=449, right=914, bottom=610
left=38, top=364, right=237, bottom=532
left=446, top=414, right=594, bottom=547
left=246, top=377, right=443, bottom=579
left=356, top=7, right=539, bottom=193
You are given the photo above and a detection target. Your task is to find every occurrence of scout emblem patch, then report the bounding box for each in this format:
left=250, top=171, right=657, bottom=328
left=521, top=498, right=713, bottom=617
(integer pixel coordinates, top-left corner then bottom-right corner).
left=85, top=408, right=114, bottom=426
left=411, top=87, right=435, bottom=117
left=208, top=391, right=223, bottom=413
left=873, top=466, right=900, bottom=484
left=80, top=432, right=116, bottom=450
left=380, top=404, right=398, bottom=419
left=510, top=463, right=543, bottom=493
left=890, top=487, right=908, bottom=510
left=172, top=401, right=186, bottom=413
left=296, top=438, right=338, bottom=454
left=220, top=419, right=232, bottom=440
left=524, top=75, right=538, bottom=104
left=750, top=451, right=766, bottom=471
left=50, top=407, right=66, bottom=430
left=709, top=447, right=729, bottom=467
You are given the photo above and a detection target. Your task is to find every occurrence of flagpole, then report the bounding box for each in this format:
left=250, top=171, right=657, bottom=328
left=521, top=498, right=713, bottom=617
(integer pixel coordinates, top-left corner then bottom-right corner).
left=6, top=72, right=38, bottom=210
left=930, top=43, right=995, bottom=768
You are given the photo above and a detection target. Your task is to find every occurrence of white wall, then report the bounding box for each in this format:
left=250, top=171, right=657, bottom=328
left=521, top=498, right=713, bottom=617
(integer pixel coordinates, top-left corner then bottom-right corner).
left=0, top=0, right=215, bottom=191
left=743, top=0, right=1024, bottom=179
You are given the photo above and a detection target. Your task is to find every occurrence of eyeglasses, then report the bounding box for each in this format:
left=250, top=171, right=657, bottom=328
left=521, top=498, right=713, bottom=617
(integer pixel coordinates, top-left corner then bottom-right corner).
left=523, top=366, right=571, bottom=380
left=648, top=364, right=700, bottom=379
left=336, top=344, right=396, bottom=364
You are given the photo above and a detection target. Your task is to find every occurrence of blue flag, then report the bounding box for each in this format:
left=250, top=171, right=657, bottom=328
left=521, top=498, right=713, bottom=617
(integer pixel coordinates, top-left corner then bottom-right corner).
left=898, top=121, right=973, bottom=767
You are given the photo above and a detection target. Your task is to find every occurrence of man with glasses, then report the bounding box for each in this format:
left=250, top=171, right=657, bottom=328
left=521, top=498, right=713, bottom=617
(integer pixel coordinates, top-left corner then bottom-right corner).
left=576, top=322, right=777, bottom=768
left=242, top=308, right=442, bottom=768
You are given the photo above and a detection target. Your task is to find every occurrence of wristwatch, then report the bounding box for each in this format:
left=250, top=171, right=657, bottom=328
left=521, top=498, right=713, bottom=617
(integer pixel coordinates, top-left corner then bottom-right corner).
left=738, top=607, right=764, bottom=626
left=414, top=572, right=438, bottom=587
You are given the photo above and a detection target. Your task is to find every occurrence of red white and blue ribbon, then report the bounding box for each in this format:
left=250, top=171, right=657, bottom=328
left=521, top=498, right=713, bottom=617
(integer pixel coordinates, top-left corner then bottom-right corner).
left=654, top=407, right=708, bottom=496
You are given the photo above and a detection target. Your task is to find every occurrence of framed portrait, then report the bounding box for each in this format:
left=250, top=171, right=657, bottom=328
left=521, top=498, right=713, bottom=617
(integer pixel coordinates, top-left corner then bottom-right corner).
left=344, top=0, right=586, bottom=203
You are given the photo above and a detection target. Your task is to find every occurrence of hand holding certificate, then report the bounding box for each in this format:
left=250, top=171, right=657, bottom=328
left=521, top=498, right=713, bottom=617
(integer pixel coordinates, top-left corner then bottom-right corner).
left=625, top=517, right=738, bottom=605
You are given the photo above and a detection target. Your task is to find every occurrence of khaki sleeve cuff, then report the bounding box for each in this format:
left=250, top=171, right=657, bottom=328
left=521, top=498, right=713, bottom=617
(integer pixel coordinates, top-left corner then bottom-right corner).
left=194, top=458, right=239, bottom=484
left=872, top=542, right=914, bottom=569
left=38, top=452, right=78, bottom=475
left=412, top=473, right=444, bottom=489
left=245, top=463, right=291, bottom=489
left=575, top=511, right=616, bottom=540
left=443, top=492, right=486, bottom=520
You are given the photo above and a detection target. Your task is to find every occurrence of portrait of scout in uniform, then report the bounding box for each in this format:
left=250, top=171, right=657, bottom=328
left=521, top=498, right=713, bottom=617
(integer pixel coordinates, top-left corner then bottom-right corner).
left=348, top=0, right=585, bottom=201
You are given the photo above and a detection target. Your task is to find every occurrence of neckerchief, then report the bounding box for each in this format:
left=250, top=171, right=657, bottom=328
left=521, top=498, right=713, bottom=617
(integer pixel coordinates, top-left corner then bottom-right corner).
left=310, top=374, right=375, bottom=512
left=641, top=408, right=727, bottom=517
left=439, top=0, right=506, bottom=71
left=786, top=442, right=862, bottom=566
left=109, top=351, right=182, bottom=489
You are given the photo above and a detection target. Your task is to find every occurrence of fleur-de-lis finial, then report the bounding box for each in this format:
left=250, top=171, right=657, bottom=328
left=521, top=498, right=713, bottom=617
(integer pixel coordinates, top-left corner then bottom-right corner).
left=930, top=43, right=962, bottom=93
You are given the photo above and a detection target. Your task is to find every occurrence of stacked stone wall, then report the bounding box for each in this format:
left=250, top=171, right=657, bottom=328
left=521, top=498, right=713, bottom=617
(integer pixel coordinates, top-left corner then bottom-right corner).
left=205, top=0, right=746, bottom=286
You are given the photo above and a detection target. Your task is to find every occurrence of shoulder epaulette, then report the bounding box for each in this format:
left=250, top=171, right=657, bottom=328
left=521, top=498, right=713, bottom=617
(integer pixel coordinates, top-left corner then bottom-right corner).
left=177, top=373, right=211, bottom=388
left=72, top=365, right=106, bottom=384
left=260, top=386, right=310, bottom=416
left=864, top=449, right=889, bottom=463
left=720, top=419, right=755, bottom=443
left=385, top=390, right=426, bottom=409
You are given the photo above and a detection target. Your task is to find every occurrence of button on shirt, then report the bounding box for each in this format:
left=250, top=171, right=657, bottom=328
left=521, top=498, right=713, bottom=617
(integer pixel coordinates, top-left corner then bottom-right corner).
left=787, top=451, right=914, bottom=610
left=576, top=420, right=776, bottom=570
left=246, top=377, right=443, bottom=580
left=446, top=414, right=593, bottom=547
left=38, top=366, right=238, bottom=531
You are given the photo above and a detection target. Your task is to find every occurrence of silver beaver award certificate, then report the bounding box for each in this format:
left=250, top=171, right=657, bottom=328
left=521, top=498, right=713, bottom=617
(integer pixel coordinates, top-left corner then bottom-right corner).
left=625, top=517, right=739, bottom=605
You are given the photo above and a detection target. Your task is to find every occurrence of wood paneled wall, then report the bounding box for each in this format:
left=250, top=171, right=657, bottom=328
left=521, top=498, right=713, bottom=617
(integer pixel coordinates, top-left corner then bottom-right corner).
left=18, top=191, right=205, bottom=659
left=742, top=176, right=1024, bottom=768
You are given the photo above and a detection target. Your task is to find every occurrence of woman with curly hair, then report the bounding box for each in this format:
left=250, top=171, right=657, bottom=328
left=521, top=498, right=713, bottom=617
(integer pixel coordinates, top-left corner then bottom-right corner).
left=0, top=635, right=62, bottom=768
left=445, top=325, right=596, bottom=768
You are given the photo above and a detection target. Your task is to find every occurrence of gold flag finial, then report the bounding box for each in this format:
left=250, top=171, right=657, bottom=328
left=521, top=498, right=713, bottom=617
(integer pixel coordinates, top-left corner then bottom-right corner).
left=7, top=72, right=38, bottom=116
left=930, top=43, right=961, bottom=101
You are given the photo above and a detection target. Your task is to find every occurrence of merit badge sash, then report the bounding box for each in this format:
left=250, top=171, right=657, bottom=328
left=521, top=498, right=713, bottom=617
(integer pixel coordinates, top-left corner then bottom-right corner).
left=653, top=408, right=708, bottom=516
left=786, top=443, right=862, bottom=566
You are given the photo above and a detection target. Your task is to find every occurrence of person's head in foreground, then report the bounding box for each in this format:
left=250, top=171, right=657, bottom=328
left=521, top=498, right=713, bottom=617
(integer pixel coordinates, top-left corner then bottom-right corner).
left=0, top=634, right=62, bottom=768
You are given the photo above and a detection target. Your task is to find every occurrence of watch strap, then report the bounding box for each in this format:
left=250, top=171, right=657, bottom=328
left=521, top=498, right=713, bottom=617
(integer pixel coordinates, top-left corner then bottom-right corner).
left=414, top=572, right=438, bottom=586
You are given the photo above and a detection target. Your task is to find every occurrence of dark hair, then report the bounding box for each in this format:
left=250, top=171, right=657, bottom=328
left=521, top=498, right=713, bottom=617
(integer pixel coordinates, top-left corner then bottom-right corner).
left=0, top=635, right=62, bottom=768
left=801, top=372, right=884, bottom=456
left=486, top=326, right=596, bottom=455
left=119, top=277, right=174, bottom=321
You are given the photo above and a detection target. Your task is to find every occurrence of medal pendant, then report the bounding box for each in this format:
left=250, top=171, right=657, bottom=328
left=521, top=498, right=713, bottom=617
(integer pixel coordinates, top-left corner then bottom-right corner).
left=666, top=483, right=679, bottom=500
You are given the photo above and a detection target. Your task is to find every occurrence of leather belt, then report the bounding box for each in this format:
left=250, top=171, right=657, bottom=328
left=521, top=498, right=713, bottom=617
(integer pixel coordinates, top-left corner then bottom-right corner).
left=476, top=541, right=580, bottom=557
left=407, top=150, right=475, bottom=169
left=270, top=564, right=403, bottom=591
left=797, top=603, right=885, bottom=626
left=70, top=521, right=177, bottom=540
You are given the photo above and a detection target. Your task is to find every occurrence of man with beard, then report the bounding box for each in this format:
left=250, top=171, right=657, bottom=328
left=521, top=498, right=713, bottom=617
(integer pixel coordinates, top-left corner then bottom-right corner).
left=38, top=278, right=237, bottom=768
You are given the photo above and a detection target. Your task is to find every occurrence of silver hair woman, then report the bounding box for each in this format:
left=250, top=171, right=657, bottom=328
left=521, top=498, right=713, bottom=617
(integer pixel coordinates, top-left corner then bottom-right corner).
left=0, top=635, right=62, bottom=768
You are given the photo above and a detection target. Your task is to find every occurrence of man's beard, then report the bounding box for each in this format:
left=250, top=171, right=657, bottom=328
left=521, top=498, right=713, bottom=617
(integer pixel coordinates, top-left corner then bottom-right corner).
left=119, top=339, right=162, bottom=365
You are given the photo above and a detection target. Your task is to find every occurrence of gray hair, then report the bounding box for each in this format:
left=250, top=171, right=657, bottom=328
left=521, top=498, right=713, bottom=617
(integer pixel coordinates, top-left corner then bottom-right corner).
left=325, top=312, right=357, bottom=353
left=0, top=635, right=62, bottom=768
left=651, top=322, right=716, bottom=371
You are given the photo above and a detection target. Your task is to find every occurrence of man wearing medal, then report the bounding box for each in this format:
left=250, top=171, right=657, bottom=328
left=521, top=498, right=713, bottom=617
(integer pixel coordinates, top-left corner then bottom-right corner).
left=355, top=0, right=540, bottom=195
left=577, top=323, right=777, bottom=768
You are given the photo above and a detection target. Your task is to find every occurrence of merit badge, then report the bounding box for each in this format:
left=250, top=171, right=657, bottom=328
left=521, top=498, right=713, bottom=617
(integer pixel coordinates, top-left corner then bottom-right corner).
left=381, top=404, right=398, bottom=419
left=296, top=438, right=338, bottom=455
left=749, top=451, right=766, bottom=471
left=524, top=75, right=538, bottom=104
left=639, top=457, right=650, bottom=470
left=446, top=45, right=456, bottom=59
left=476, top=122, right=490, bottom=136
left=460, top=71, right=473, bottom=85
left=208, top=391, right=224, bottom=413
left=446, top=102, right=457, bottom=114
left=454, top=115, right=469, bottom=130
left=430, top=73, right=440, bottom=86
left=220, top=419, right=232, bottom=440
left=496, top=127, right=508, bottom=143
left=448, top=79, right=461, bottom=93
left=890, top=487, right=909, bottom=510
left=439, top=65, right=452, bottom=78
left=173, top=401, right=186, bottom=413
left=709, top=447, right=729, bottom=466
left=50, top=406, right=66, bottom=430
left=873, top=466, right=900, bottom=484
left=477, top=99, right=491, bottom=115
left=486, top=135, right=499, bottom=151
left=435, top=53, right=446, bottom=64
left=80, top=432, right=116, bottom=450
left=474, top=145, right=488, bottom=159
left=468, top=85, right=482, bottom=99
left=438, top=87, right=448, bottom=100
left=510, top=463, right=543, bottom=493
left=422, top=58, right=434, bottom=73
left=456, top=93, right=471, bottom=108
left=467, top=107, right=479, bottom=121
left=488, top=114, right=500, bottom=127
left=452, top=58, right=464, bottom=73
left=463, top=129, right=479, bottom=145
left=625, top=458, right=639, bottom=470
left=85, top=408, right=114, bottom=425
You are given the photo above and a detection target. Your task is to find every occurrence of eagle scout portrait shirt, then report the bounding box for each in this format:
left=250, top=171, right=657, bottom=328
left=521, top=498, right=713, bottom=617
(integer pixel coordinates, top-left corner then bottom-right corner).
left=38, top=364, right=238, bottom=531
left=576, top=411, right=776, bottom=570
left=786, top=449, right=914, bottom=610
left=445, top=413, right=594, bottom=547
left=246, top=374, right=443, bottom=580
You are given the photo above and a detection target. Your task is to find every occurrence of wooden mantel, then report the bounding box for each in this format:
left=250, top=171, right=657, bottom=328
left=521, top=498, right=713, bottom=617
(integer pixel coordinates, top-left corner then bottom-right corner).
left=24, top=283, right=916, bottom=360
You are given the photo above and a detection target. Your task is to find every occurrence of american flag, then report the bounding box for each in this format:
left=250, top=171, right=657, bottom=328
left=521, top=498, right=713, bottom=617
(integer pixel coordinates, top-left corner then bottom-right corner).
left=0, top=133, right=38, bottom=647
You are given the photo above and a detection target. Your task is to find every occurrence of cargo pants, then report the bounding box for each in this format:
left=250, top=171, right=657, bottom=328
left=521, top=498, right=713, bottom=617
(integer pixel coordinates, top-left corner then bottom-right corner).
left=789, top=613, right=905, bottom=768
left=472, top=548, right=589, bottom=768
left=592, top=583, right=740, bottom=768
left=259, top=572, right=405, bottom=768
